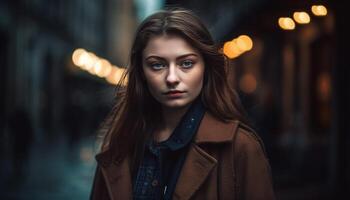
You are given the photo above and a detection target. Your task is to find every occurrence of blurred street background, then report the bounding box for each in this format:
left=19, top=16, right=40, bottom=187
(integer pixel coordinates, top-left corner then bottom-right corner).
left=0, top=0, right=349, bottom=199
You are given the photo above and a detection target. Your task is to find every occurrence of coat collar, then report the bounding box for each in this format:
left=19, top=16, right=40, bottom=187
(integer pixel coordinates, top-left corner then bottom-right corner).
left=195, top=112, right=239, bottom=144
left=95, top=112, right=239, bottom=165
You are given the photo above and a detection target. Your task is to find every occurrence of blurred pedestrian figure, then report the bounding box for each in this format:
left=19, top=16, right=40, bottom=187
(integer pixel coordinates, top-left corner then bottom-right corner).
left=62, top=102, right=87, bottom=162
left=64, top=103, right=84, bottom=147
left=8, top=108, right=33, bottom=186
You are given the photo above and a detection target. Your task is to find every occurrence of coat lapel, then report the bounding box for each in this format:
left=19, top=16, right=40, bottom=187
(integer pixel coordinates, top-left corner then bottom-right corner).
left=96, top=151, right=132, bottom=200
left=173, top=113, right=239, bottom=200
left=173, top=144, right=217, bottom=200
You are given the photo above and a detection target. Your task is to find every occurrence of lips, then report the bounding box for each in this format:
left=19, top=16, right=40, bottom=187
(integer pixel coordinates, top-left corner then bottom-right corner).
left=163, top=90, right=185, bottom=95
left=163, top=90, right=186, bottom=98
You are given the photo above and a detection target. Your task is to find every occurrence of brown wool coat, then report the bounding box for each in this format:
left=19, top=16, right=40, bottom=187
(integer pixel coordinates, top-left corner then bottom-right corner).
left=90, top=112, right=276, bottom=200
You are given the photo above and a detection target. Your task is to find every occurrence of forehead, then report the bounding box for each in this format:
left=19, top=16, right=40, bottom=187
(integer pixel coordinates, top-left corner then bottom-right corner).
left=143, top=35, right=199, bottom=58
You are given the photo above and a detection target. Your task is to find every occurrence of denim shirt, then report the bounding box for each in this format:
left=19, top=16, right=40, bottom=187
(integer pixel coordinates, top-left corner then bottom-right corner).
left=133, top=98, right=205, bottom=200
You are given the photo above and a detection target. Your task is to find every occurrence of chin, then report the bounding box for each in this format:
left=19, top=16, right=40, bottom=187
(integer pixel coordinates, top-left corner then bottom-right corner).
left=161, top=99, right=193, bottom=109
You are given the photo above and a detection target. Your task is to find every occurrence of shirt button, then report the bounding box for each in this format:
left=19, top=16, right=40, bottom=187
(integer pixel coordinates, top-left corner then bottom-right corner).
left=152, top=179, right=159, bottom=187
left=175, top=138, right=182, bottom=143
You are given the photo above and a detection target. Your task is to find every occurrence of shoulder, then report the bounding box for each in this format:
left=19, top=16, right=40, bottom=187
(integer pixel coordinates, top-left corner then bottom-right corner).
left=235, top=123, right=266, bottom=152
left=232, top=122, right=269, bottom=168
left=231, top=123, right=275, bottom=199
left=196, top=112, right=265, bottom=152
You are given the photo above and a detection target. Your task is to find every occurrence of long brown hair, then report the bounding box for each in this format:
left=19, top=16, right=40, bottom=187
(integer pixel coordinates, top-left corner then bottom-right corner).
left=101, top=8, right=248, bottom=170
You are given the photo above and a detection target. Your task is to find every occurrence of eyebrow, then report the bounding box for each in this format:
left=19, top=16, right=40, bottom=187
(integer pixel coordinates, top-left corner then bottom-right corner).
left=145, top=53, right=198, bottom=61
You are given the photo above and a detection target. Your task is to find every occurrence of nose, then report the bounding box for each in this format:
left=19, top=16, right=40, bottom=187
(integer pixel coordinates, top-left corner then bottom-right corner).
left=166, top=64, right=180, bottom=87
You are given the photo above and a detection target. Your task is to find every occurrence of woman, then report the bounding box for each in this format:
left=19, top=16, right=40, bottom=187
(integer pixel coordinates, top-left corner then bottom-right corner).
left=90, top=8, right=275, bottom=200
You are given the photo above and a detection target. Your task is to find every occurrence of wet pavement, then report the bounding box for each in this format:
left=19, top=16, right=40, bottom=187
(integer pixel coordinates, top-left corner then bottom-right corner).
left=1, top=134, right=98, bottom=200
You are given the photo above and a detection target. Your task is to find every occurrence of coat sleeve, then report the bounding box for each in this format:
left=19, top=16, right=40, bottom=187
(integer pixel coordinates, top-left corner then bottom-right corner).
left=233, top=127, right=276, bottom=200
left=90, top=166, right=111, bottom=200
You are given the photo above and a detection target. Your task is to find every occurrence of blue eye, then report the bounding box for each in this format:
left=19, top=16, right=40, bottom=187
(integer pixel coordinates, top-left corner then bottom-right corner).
left=181, top=60, right=194, bottom=68
left=150, top=63, right=165, bottom=70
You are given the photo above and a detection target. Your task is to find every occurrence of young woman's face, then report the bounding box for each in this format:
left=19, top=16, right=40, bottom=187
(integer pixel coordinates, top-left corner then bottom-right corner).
left=142, top=35, right=205, bottom=109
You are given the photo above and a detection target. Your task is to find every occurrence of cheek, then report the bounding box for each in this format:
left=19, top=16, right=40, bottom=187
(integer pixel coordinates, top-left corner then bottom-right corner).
left=143, top=71, right=163, bottom=93
left=188, top=70, right=204, bottom=92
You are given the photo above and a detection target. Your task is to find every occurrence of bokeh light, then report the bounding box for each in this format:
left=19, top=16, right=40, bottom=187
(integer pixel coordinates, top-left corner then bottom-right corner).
left=312, top=5, right=328, bottom=16
left=293, top=12, right=311, bottom=24
left=278, top=17, right=296, bottom=30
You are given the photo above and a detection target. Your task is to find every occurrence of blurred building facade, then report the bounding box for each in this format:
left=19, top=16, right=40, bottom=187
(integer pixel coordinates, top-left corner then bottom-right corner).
left=0, top=1, right=136, bottom=198
left=0, top=0, right=136, bottom=141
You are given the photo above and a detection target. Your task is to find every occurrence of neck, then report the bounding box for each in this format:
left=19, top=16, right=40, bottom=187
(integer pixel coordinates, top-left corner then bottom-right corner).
left=163, top=105, right=190, bottom=128
left=154, top=104, right=191, bottom=142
